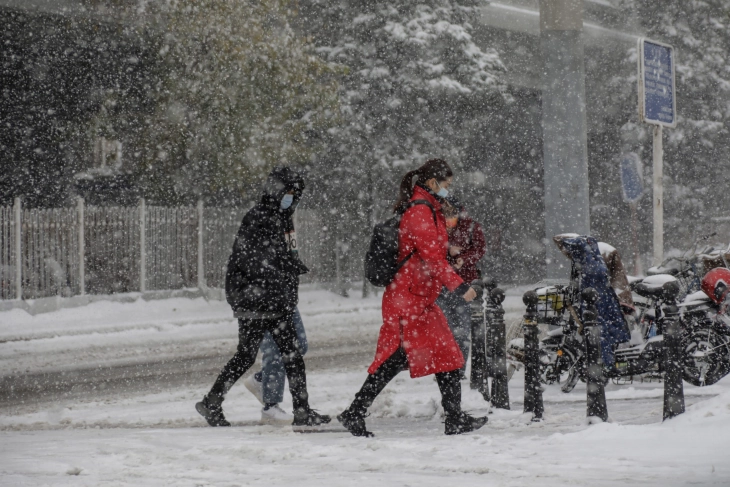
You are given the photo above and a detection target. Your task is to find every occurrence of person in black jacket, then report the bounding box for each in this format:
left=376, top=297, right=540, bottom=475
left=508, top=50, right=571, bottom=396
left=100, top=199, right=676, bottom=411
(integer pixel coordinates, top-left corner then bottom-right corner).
left=196, top=166, right=330, bottom=428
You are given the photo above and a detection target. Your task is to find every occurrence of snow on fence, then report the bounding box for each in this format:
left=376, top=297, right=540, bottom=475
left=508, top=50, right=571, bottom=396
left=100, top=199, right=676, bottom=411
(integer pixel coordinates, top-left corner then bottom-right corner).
left=0, top=199, right=327, bottom=301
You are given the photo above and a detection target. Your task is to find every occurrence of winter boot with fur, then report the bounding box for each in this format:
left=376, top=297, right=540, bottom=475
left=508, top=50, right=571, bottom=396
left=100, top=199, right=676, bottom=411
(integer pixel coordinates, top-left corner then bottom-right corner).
left=444, top=411, right=488, bottom=435
left=195, top=395, right=231, bottom=427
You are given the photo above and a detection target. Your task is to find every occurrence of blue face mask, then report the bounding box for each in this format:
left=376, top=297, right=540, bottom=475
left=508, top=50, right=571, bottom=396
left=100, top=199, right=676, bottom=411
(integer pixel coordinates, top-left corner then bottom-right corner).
left=281, top=194, right=294, bottom=210
left=436, top=182, right=449, bottom=198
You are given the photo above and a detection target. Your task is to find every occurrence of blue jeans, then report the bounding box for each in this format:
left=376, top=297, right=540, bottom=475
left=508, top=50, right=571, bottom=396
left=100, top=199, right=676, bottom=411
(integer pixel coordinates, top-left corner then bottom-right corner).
left=255, top=308, right=308, bottom=404
left=436, top=290, right=471, bottom=376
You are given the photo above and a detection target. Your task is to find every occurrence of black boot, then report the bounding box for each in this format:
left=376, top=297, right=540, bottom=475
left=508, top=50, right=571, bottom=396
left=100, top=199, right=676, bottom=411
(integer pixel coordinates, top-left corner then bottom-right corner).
left=444, top=411, right=488, bottom=435
left=293, top=407, right=331, bottom=427
left=337, top=408, right=374, bottom=438
left=195, top=395, right=231, bottom=427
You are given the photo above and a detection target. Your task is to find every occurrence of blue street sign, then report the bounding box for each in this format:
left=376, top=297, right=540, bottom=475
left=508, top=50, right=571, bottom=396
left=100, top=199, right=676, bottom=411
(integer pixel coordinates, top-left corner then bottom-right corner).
left=638, top=39, right=676, bottom=127
left=620, top=152, right=643, bottom=203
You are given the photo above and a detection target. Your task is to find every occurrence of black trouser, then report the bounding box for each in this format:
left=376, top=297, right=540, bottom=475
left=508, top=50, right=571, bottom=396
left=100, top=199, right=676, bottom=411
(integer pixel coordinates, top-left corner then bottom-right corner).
left=347, top=348, right=462, bottom=418
left=207, top=313, right=309, bottom=411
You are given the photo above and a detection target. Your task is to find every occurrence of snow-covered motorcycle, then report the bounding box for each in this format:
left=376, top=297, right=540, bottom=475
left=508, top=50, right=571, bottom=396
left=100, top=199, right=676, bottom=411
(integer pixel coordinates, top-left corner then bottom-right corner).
left=507, top=235, right=730, bottom=391
left=630, top=238, right=730, bottom=386
left=507, top=234, right=632, bottom=393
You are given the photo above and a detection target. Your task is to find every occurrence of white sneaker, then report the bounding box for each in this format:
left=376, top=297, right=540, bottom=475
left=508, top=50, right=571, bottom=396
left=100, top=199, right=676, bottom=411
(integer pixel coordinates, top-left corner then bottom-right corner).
left=260, top=404, right=293, bottom=425
left=243, top=374, right=264, bottom=405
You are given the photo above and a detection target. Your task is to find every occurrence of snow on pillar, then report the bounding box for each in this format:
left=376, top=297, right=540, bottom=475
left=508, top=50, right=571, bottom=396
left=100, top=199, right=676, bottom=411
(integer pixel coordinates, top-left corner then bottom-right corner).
left=540, top=0, right=591, bottom=280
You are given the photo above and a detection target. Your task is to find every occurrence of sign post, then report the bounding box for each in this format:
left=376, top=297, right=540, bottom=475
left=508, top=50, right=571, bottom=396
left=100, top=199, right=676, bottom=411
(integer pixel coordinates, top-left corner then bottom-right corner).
left=638, top=38, right=676, bottom=267
left=620, top=152, right=644, bottom=275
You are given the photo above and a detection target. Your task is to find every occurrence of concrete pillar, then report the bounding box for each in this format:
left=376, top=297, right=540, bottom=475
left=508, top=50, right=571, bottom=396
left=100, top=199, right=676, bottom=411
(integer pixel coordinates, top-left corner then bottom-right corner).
left=540, top=0, right=591, bottom=280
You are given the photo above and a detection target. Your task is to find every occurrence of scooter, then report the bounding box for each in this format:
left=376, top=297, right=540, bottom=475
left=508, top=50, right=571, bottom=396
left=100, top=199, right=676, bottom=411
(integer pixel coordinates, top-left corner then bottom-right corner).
left=676, top=267, right=730, bottom=386
left=506, top=235, right=730, bottom=391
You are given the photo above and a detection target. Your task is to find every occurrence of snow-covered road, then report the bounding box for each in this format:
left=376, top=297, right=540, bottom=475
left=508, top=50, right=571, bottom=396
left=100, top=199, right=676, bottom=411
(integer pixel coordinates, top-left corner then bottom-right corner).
left=1, top=287, right=729, bottom=486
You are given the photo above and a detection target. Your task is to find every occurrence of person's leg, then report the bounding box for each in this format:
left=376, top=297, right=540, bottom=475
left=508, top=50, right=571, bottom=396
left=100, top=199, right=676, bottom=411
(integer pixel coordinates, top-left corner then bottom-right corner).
left=435, top=369, right=462, bottom=418
left=207, top=318, right=267, bottom=404
left=267, top=312, right=328, bottom=426
left=453, top=295, right=472, bottom=376
left=293, top=307, right=308, bottom=356
left=348, top=348, right=408, bottom=414
left=253, top=308, right=307, bottom=408
left=437, top=292, right=471, bottom=378
left=260, top=331, right=286, bottom=406
left=338, top=349, right=408, bottom=437
left=261, top=307, right=308, bottom=406
left=436, top=368, right=488, bottom=435
left=197, top=318, right=267, bottom=426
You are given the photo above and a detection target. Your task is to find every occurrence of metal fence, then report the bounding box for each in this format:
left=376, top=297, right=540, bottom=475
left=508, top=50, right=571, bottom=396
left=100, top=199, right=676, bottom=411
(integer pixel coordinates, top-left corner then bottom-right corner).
left=0, top=199, right=325, bottom=300
left=0, top=197, right=364, bottom=301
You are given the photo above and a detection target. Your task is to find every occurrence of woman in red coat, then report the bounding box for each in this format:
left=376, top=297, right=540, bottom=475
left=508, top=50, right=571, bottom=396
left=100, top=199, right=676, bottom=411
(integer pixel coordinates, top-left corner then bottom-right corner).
left=337, top=159, right=487, bottom=437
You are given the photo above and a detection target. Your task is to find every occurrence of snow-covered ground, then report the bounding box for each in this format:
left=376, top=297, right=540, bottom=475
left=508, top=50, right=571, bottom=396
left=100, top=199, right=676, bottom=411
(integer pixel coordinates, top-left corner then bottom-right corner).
left=1, top=286, right=728, bottom=486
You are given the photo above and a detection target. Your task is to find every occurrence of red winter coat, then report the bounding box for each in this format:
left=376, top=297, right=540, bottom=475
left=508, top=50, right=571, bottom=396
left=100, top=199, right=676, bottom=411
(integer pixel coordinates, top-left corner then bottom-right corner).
left=447, top=215, right=486, bottom=284
left=368, top=186, right=466, bottom=378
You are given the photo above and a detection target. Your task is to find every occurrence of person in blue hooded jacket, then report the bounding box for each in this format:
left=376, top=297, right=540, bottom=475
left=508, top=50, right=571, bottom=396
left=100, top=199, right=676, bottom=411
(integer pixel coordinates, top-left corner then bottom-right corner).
left=554, top=234, right=631, bottom=368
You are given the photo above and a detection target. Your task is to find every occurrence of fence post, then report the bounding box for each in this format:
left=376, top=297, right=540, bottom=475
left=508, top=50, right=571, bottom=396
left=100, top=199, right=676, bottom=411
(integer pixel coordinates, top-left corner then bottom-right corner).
left=522, top=290, right=544, bottom=422
left=582, top=287, right=608, bottom=423
left=489, top=287, right=510, bottom=410
left=139, top=198, right=146, bottom=293
left=77, top=197, right=85, bottom=295
left=197, top=199, right=205, bottom=290
left=14, top=197, right=21, bottom=300
left=662, top=281, right=685, bottom=420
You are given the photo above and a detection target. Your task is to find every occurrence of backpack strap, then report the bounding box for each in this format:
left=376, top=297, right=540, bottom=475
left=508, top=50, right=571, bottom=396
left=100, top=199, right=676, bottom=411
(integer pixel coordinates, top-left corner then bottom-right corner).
left=396, top=199, right=439, bottom=269
left=407, top=199, right=437, bottom=226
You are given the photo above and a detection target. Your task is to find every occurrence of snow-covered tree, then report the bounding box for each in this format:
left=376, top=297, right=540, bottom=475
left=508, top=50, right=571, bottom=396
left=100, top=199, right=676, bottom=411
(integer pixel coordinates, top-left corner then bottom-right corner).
left=129, top=0, right=340, bottom=203
left=612, top=0, right=730, bottom=248
left=294, top=0, right=507, bottom=284
left=641, top=0, right=730, bottom=239
left=305, top=0, right=504, bottom=163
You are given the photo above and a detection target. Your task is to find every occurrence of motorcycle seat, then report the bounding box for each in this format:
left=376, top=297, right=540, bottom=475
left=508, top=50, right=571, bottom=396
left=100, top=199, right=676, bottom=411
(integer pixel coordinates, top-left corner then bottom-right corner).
left=633, top=274, right=679, bottom=299
left=647, top=265, right=680, bottom=276
left=634, top=283, right=666, bottom=299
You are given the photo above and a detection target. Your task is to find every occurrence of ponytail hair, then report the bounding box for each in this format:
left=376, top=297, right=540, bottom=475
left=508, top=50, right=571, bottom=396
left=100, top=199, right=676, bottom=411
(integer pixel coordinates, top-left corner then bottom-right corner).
left=393, top=158, right=453, bottom=212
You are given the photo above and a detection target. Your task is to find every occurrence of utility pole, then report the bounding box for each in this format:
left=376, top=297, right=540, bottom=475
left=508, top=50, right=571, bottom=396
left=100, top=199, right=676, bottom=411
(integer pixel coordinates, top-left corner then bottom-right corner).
left=540, top=0, right=591, bottom=281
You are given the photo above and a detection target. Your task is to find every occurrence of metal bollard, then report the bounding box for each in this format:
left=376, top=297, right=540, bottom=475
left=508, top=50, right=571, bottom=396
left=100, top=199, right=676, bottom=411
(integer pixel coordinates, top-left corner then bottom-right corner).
left=484, top=278, right=498, bottom=382
left=661, top=281, right=685, bottom=420
left=490, top=287, right=510, bottom=410
left=470, top=278, right=496, bottom=399
left=582, top=288, right=608, bottom=423
left=522, top=291, right=544, bottom=421
left=469, top=285, right=489, bottom=400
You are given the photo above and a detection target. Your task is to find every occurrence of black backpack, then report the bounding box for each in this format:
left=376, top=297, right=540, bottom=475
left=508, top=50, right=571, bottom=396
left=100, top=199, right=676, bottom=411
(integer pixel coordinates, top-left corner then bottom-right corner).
left=364, top=200, right=437, bottom=287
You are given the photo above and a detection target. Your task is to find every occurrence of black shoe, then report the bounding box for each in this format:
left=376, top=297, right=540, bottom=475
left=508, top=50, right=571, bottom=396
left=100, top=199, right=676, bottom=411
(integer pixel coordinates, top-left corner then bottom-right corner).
left=293, top=408, right=331, bottom=427
left=195, top=396, right=231, bottom=427
left=444, top=411, right=488, bottom=435
left=337, top=409, right=374, bottom=438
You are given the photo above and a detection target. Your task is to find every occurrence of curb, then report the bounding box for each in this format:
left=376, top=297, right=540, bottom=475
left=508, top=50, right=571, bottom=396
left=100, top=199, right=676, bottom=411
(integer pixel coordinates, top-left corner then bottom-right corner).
left=0, top=287, right=225, bottom=316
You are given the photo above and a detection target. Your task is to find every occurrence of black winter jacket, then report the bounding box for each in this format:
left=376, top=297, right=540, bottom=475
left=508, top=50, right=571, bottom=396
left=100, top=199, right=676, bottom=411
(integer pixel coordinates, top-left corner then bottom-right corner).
left=225, top=167, right=308, bottom=316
